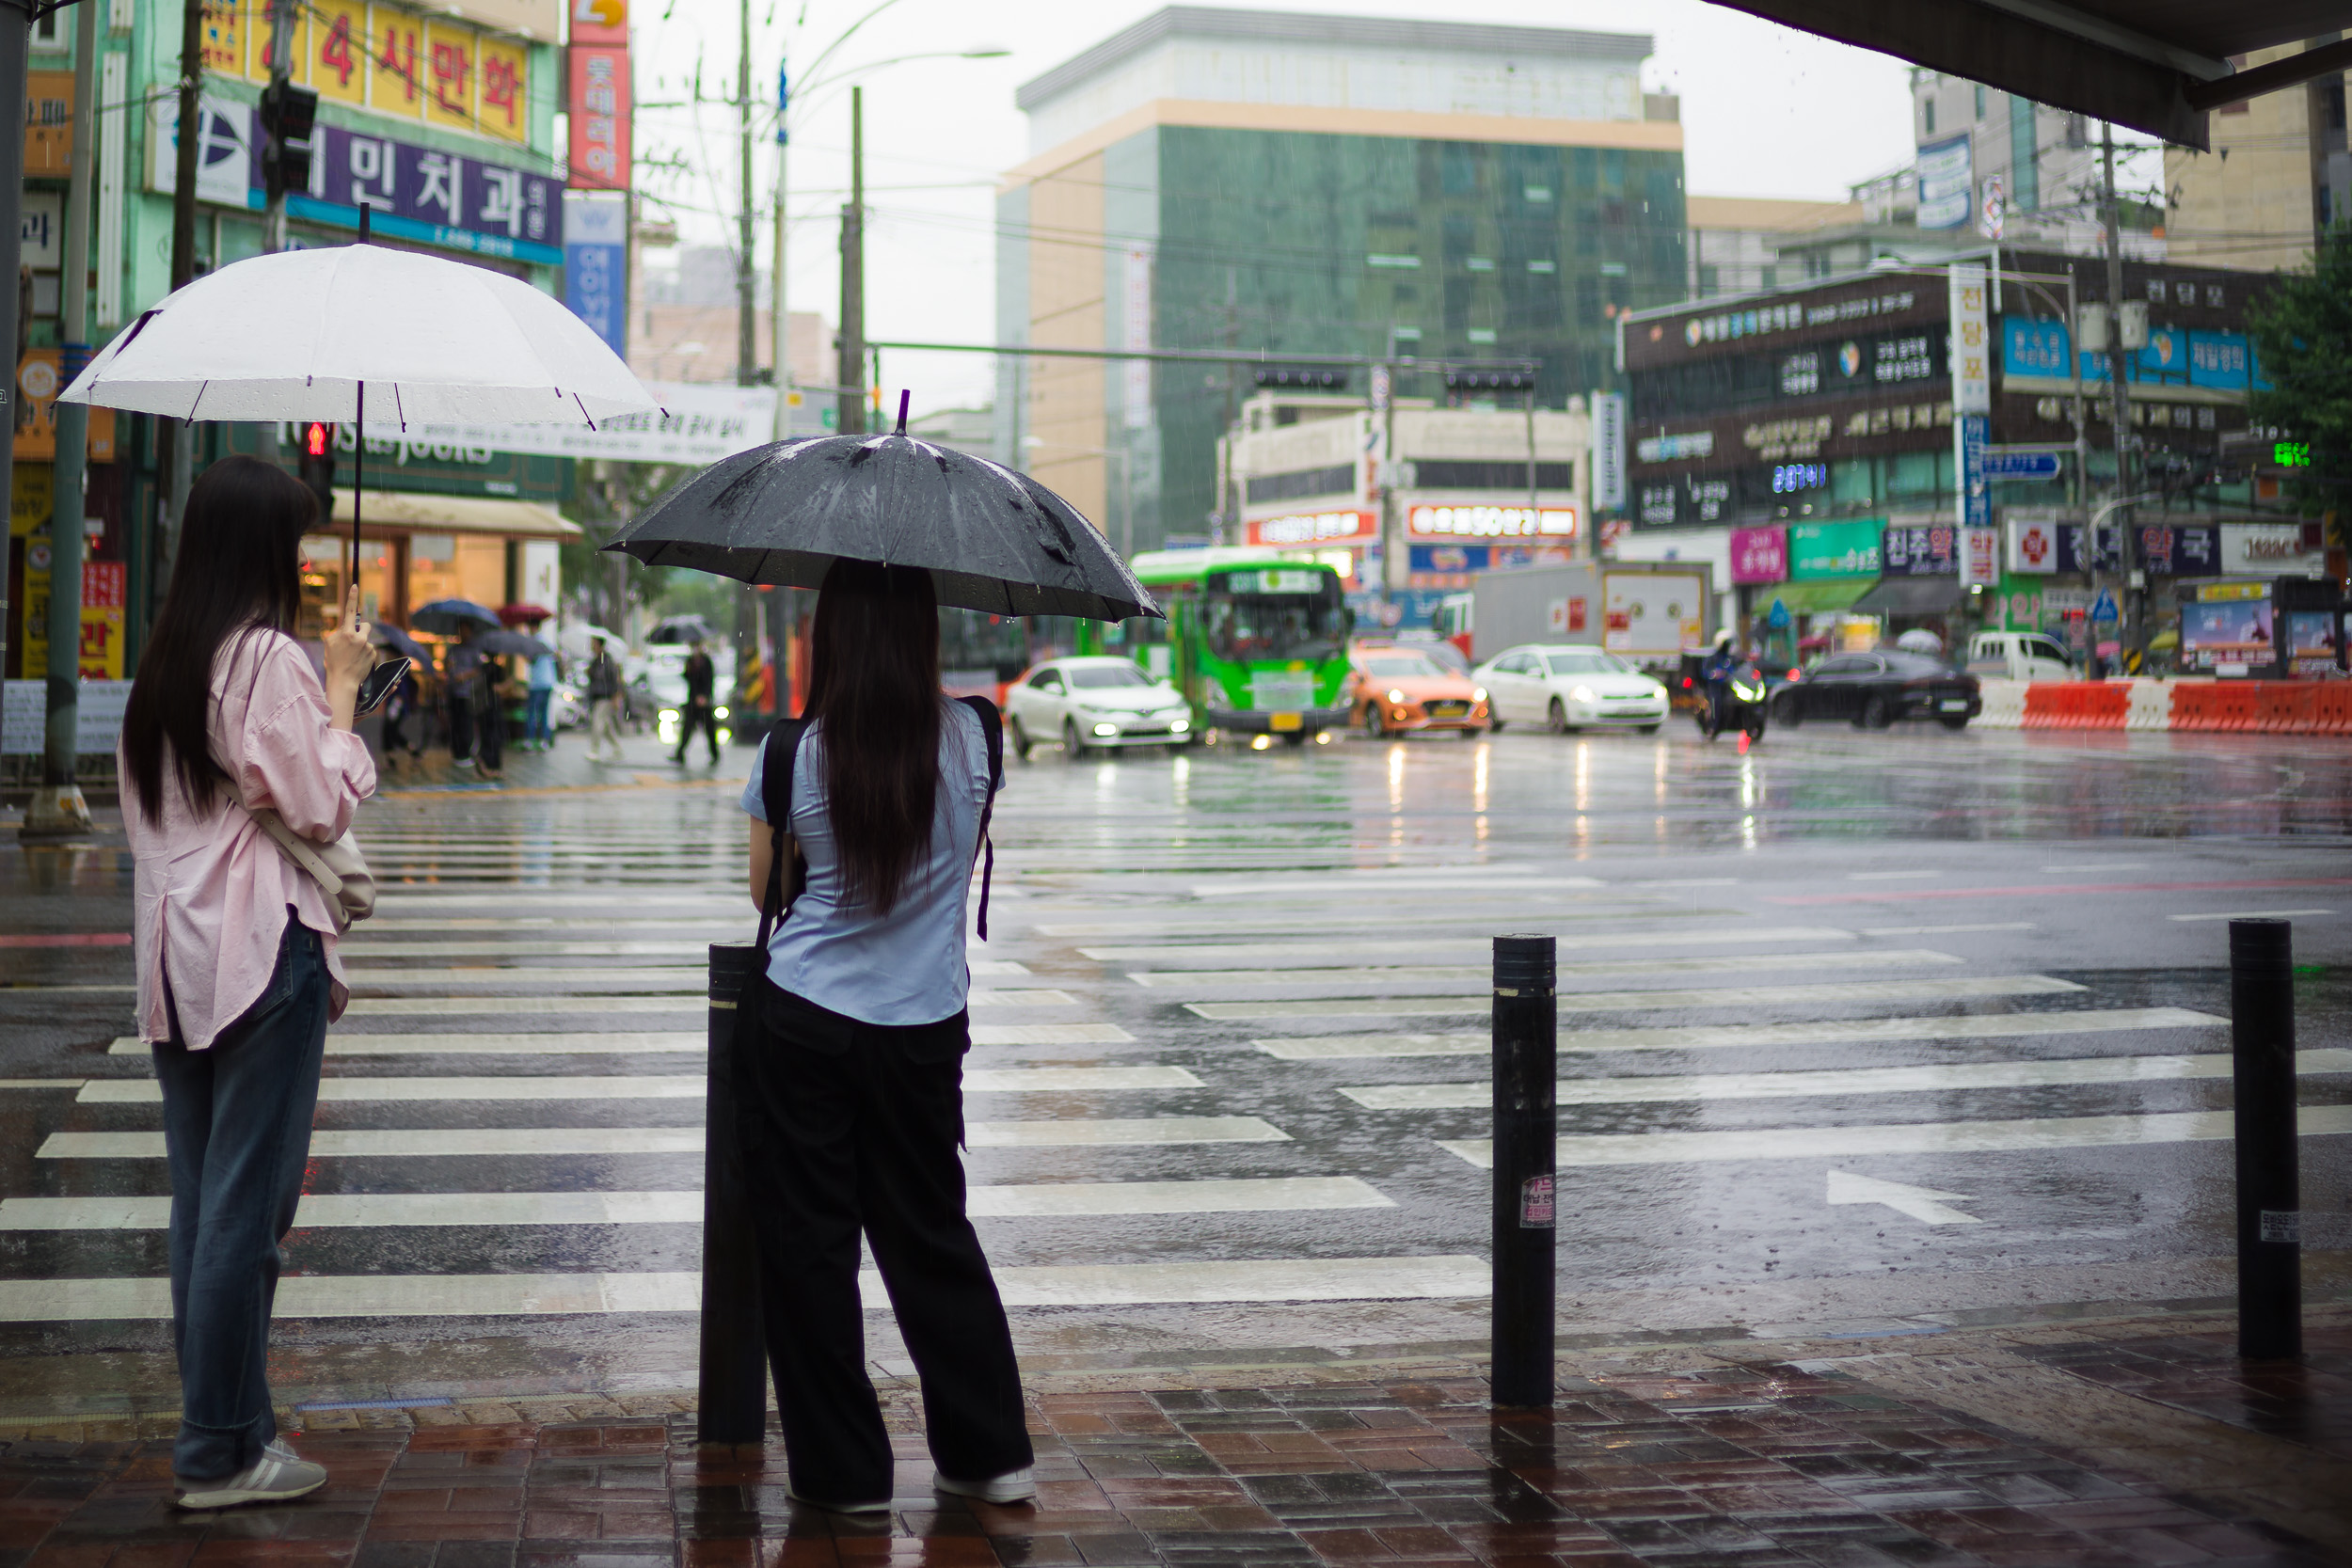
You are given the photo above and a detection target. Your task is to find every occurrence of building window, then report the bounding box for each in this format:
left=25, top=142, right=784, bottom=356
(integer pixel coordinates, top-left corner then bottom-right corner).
left=1924, top=99, right=1935, bottom=135
left=1974, top=85, right=1986, bottom=119
left=1697, top=263, right=1720, bottom=295
left=2009, top=96, right=2039, bottom=210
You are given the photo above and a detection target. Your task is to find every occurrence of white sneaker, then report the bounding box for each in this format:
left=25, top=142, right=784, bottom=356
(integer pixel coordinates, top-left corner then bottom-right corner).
left=933, top=1466, right=1036, bottom=1504
left=176, top=1439, right=328, bottom=1509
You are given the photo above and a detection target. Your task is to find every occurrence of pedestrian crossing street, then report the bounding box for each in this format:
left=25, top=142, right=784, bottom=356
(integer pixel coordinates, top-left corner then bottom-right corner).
left=5, top=790, right=2344, bottom=1330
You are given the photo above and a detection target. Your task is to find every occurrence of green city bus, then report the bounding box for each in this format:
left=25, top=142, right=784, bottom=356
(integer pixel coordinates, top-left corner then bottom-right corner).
left=1078, top=547, right=1353, bottom=745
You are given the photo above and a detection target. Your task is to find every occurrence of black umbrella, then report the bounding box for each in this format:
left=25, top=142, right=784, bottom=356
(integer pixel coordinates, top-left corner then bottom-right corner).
left=602, top=397, right=1161, bottom=621
left=411, top=598, right=502, bottom=635
left=370, top=624, right=436, bottom=671
left=646, top=614, right=714, bottom=645
left=476, top=628, right=556, bottom=659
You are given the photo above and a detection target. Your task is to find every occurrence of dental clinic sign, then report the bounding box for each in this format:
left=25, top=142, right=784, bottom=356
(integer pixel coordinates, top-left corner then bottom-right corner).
left=151, top=95, right=563, bottom=265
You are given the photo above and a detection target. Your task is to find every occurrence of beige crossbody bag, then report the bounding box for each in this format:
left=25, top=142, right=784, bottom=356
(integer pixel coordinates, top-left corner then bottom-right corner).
left=237, top=794, right=377, bottom=932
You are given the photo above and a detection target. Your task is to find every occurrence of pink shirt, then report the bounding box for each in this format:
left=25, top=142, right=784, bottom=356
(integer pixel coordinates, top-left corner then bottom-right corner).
left=120, top=626, right=377, bottom=1048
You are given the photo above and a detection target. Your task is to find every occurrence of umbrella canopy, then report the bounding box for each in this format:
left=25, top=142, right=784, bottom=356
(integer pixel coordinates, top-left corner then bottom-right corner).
left=499, top=603, right=554, bottom=626
left=647, top=614, right=714, bottom=645
left=56, top=241, right=653, bottom=427
left=412, top=598, right=503, bottom=636
left=603, top=420, right=1161, bottom=622
left=369, top=624, right=436, bottom=671
left=1895, top=627, right=1946, bottom=655
left=560, top=624, right=628, bottom=657
left=477, top=629, right=557, bottom=659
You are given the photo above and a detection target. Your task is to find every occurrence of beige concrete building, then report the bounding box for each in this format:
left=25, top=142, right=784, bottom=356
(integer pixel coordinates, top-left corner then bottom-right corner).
left=1685, top=197, right=1862, bottom=297
left=2167, top=41, right=2347, bottom=273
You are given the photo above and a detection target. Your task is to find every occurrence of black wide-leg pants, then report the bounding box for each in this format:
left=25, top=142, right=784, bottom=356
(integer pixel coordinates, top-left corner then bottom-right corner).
left=732, top=978, right=1033, bottom=1503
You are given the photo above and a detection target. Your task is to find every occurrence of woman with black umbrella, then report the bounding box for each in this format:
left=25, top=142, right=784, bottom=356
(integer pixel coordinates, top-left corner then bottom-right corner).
left=733, top=561, right=1029, bottom=1513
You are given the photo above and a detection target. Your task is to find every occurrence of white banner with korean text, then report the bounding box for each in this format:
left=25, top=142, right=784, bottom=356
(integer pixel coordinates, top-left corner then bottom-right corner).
left=358, top=382, right=778, bottom=467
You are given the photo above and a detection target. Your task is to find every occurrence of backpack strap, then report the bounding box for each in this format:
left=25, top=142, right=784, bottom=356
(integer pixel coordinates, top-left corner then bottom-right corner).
left=956, top=695, right=1004, bottom=941
left=755, top=718, right=811, bottom=951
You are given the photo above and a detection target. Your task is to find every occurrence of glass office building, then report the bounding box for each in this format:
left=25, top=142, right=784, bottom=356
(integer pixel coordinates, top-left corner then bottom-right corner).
left=997, top=9, right=1687, bottom=553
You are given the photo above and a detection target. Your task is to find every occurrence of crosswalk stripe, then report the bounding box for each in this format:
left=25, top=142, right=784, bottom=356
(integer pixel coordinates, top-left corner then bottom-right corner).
left=0, top=1255, right=1489, bottom=1321
left=76, top=1066, right=1200, bottom=1102
left=0, top=1080, right=80, bottom=1091
left=1250, top=1006, right=2226, bottom=1058
left=1192, top=974, right=2084, bottom=1020
left=341, top=973, right=1073, bottom=1005
left=1338, top=1049, right=2352, bottom=1109
left=339, top=990, right=1077, bottom=1014
left=342, top=942, right=1030, bottom=976
left=1129, top=949, right=1960, bottom=990
left=1437, top=1104, right=2352, bottom=1168
left=0, top=1177, right=1388, bottom=1231
left=362, top=918, right=749, bottom=932
left=107, top=1022, right=1138, bottom=1054
left=1032, top=904, right=1707, bottom=938
left=39, top=1117, right=1288, bottom=1160
left=1080, top=927, right=1860, bottom=963
left=1192, top=871, right=1604, bottom=896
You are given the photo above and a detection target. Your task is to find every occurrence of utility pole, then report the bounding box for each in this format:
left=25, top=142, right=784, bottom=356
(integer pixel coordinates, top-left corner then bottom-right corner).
left=771, top=57, right=789, bottom=435
left=2100, top=121, right=2138, bottom=665
left=261, top=0, right=295, bottom=253
left=834, top=86, right=864, bottom=436
left=26, top=0, right=99, bottom=836
left=734, top=0, right=756, bottom=388
left=0, top=1, right=25, bottom=687
left=157, top=0, right=207, bottom=619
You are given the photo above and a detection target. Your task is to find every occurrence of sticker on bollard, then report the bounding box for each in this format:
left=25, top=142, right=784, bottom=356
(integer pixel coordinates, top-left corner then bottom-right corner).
left=1519, top=1174, right=1555, bottom=1228
left=2260, top=1211, right=2301, bottom=1244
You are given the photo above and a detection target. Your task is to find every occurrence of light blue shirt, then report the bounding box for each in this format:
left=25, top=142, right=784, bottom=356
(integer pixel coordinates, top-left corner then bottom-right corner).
left=528, top=654, right=558, bottom=690
left=741, top=701, right=993, bottom=1025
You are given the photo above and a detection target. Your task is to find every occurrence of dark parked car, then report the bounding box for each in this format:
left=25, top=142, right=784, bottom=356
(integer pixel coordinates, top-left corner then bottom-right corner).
left=1772, top=650, right=1982, bottom=731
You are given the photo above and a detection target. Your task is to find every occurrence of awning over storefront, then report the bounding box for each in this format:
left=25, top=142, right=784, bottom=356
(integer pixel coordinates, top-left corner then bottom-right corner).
left=1851, top=575, right=1967, bottom=617
left=328, top=491, right=581, bottom=541
left=1761, top=578, right=1876, bottom=616
left=1709, top=3, right=2350, bottom=148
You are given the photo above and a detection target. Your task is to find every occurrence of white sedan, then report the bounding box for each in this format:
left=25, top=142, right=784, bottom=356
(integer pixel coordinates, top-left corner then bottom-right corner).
left=1473, top=643, right=1668, bottom=734
left=1005, top=657, right=1194, bottom=757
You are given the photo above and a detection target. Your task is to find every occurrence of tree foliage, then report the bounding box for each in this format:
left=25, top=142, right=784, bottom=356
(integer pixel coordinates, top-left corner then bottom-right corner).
left=2246, top=235, right=2352, bottom=545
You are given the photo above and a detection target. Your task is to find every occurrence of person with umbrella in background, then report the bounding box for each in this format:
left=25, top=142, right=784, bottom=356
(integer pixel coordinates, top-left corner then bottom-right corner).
left=605, top=392, right=1159, bottom=1514
left=525, top=646, right=559, bottom=751
left=444, top=627, right=483, bottom=769
left=672, top=636, right=722, bottom=767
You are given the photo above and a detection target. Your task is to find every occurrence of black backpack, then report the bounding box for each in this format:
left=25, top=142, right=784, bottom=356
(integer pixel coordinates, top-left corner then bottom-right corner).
left=753, top=695, right=1006, bottom=950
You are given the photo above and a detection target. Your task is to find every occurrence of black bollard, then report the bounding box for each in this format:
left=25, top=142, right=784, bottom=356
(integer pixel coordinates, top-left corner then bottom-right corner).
left=698, top=941, right=768, bottom=1442
left=1491, top=934, right=1557, bottom=1408
left=2230, top=919, right=2301, bottom=1360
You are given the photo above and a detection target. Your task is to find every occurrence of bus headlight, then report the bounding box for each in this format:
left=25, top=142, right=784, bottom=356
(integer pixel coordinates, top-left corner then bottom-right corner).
left=1092, top=721, right=1120, bottom=737
left=1314, top=729, right=1333, bottom=743
left=1250, top=734, right=1273, bottom=750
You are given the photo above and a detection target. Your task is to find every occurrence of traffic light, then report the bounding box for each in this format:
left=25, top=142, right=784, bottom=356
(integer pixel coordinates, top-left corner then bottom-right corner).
left=299, top=421, right=336, bottom=521
left=259, top=80, right=318, bottom=201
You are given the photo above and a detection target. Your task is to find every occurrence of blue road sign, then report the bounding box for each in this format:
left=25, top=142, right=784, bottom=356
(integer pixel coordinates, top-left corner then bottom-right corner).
left=2090, top=587, right=2119, bottom=623
left=1983, top=449, right=2063, bottom=480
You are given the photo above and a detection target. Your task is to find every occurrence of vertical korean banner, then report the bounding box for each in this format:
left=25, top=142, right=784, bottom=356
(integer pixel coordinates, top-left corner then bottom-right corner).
left=568, top=3, right=631, bottom=193
left=1120, top=245, right=1152, bottom=430
left=1590, top=391, right=1626, bottom=512
left=1948, top=262, right=1995, bottom=584
left=564, top=191, right=628, bottom=358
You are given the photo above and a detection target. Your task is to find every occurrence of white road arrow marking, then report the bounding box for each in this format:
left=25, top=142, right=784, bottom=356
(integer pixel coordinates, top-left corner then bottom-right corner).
left=1826, top=1169, right=1981, bottom=1225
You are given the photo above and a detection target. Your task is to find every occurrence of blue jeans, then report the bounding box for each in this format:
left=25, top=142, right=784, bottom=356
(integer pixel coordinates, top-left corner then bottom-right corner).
left=525, top=687, right=553, bottom=744
left=151, top=917, right=330, bottom=1481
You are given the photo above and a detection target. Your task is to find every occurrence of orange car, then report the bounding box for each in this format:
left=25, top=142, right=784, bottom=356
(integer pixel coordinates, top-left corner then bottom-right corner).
left=1348, top=646, right=1489, bottom=736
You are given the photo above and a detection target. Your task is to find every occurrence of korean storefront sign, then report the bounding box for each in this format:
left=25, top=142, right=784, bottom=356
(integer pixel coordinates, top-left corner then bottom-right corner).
left=2006, top=514, right=2124, bottom=575
left=1960, top=523, right=1999, bottom=586
left=2222, top=521, right=2328, bottom=577
left=1727, top=524, right=1787, bottom=585
left=1947, top=263, right=1990, bottom=414
left=14, top=557, right=126, bottom=681
left=1406, top=504, right=1576, bottom=541
left=150, top=96, right=563, bottom=262
left=1881, top=523, right=1958, bottom=576
left=563, top=191, right=627, bottom=357
left=1591, top=391, right=1626, bottom=511
left=1997, top=316, right=2265, bottom=391
left=2136, top=523, right=2219, bottom=578
left=1786, top=517, right=1882, bottom=579
left=200, top=0, right=531, bottom=143
left=24, top=71, right=72, bottom=177
left=1249, top=510, right=1374, bottom=546
left=354, top=380, right=776, bottom=466
left=1916, top=133, right=1972, bottom=229
left=567, top=40, right=631, bottom=191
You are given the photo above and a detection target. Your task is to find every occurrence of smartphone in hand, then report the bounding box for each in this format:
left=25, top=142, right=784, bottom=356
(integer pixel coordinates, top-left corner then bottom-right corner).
left=355, top=657, right=413, bottom=717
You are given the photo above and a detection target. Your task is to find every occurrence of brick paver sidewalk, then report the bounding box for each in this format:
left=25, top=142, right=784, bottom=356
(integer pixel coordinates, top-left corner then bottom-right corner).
left=5, top=1314, right=2346, bottom=1567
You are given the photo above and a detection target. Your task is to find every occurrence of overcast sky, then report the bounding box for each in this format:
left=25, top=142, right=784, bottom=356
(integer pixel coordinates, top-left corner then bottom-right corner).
left=630, top=0, right=1920, bottom=415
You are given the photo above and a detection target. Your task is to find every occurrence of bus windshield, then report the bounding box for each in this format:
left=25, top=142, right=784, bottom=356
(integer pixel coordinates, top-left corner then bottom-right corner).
left=1202, top=569, right=1345, bottom=663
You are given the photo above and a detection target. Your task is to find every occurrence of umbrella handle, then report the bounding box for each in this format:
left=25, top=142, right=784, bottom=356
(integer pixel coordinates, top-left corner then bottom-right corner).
left=351, top=381, right=364, bottom=606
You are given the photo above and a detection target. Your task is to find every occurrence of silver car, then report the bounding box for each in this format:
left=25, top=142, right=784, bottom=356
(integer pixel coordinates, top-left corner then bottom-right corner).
left=1473, top=643, right=1669, bottom=734
left=1005, top=657, right=1195, bottom=757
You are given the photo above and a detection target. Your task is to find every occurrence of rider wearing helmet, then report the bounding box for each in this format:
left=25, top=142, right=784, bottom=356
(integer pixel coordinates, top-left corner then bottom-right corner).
left=1699, top=630, right=1740, bottom=726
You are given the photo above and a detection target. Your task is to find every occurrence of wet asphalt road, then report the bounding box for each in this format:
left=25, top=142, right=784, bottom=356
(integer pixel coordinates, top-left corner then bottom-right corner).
left=3, top=721, right=2349, bottom=1402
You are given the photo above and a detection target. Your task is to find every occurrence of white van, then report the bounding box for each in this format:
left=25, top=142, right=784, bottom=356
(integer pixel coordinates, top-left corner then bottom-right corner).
left=1966, top=630, right=2075, bottom=683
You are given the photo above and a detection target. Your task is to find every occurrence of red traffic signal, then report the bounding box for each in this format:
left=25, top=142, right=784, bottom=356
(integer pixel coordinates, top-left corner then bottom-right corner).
left=304, top=420, right=332, bottom=458
left=298, top=422, right=337, bottom=520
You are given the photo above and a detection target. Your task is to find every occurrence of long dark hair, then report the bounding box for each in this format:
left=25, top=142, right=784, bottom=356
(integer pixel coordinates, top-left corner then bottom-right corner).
left=121, top=455, right=319, bottom=823
left=803, top=560, right=942, bottom=912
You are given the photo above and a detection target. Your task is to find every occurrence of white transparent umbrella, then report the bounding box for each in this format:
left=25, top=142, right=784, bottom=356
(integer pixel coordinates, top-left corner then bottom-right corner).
left=56, top=214, right=656, bottom=580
